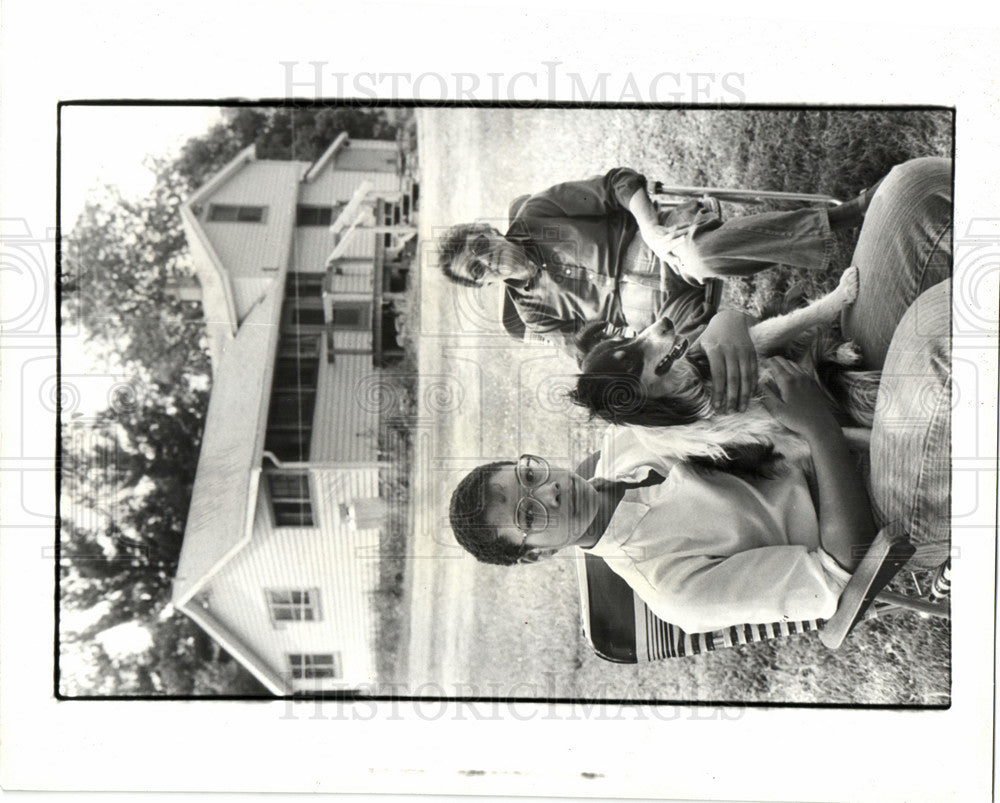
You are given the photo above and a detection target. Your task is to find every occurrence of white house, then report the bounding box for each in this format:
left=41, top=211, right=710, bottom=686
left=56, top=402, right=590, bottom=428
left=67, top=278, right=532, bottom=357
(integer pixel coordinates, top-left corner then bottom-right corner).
left=170, top=135, right=417, bottom=695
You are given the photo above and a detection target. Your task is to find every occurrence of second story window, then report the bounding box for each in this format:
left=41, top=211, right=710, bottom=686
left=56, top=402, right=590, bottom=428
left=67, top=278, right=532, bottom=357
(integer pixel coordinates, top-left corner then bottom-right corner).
left=208, top=204, right=267, bottom=223
left=207, top=204, right=267, bottom=223
left=296, top=204, right=344, bottom=226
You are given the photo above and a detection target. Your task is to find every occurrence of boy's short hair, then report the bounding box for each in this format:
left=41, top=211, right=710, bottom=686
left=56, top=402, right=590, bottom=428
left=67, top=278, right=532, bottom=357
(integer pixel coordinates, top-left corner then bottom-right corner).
left=449, top=460, right=527, bottom=566
left=437, top=222, right=495, bottom=286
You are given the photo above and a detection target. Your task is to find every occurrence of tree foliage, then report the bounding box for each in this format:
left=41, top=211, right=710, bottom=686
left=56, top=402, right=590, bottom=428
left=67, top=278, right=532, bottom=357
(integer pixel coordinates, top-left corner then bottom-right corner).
left=60, top=106, right=407, bottom=695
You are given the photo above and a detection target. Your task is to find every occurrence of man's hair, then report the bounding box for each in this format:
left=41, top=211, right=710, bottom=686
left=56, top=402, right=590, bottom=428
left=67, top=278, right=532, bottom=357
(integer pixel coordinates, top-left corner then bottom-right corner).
left=449, top=460, right=528, bottom=566
left=437, top=222, right=495, bottom=286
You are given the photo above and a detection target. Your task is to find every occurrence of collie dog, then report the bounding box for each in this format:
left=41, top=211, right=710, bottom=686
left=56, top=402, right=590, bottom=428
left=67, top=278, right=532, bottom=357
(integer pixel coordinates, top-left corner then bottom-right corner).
left=571, top=267, right=880, bottom=477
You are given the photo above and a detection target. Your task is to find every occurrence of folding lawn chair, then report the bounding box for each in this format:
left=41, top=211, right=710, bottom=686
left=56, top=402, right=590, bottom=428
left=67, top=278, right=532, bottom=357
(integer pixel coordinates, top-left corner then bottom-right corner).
left=576, top=522, right=952, bottom=662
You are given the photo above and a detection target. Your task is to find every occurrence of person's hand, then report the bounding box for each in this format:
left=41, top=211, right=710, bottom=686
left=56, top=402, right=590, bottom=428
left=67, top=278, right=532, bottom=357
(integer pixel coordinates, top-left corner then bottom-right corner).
left=760, top=357, right=838, bottom=438
left=643, top=222, right=691, bottom=263
left=690, top=310, right=758, bottom=412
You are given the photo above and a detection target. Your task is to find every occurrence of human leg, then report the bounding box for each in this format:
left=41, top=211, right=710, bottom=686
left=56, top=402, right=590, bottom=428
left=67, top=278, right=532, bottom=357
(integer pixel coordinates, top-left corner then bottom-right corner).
left=868, top=279, right=951, bottom=563
left=841, top=157, right=953, bottom=370
left=669, top=206, right=835, bottom=280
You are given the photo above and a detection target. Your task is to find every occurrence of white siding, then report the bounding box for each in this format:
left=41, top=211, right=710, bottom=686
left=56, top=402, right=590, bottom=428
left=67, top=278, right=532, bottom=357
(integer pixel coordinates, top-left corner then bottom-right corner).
left=312, top=347, right=380, bottom=463
left=199, top=162, right=302, bottom=320
left=326, top=261, right=374, bottom=295
left=300, top=164, right=399, bottom=204
left=292, top=227, right=336, bottom=275
left=299, top=166, right=399, bottom=260
left=200, top=468, right=382, bottom=690
left=332, top=145, right=398, bottom=173
left=232, top=277, right=276, bottom=315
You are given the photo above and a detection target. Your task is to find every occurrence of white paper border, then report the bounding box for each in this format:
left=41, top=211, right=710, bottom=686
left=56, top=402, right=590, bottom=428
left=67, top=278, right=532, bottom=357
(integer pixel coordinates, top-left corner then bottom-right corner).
left=2, top=3, right=997, bottom=801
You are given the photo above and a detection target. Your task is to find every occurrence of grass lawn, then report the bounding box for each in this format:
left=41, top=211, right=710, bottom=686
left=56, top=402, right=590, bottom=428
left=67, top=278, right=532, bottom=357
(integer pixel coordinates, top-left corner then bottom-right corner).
left=414, top=107, right=952, bottom=705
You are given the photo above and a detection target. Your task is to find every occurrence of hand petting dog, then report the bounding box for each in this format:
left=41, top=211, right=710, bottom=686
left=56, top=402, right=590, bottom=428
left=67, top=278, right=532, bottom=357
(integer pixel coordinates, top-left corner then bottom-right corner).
left=689, top=309, right=759, bottom=413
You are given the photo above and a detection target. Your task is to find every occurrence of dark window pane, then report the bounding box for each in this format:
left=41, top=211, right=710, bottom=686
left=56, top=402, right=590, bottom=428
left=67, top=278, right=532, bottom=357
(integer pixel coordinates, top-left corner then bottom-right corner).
left=267, top=473, right=310, bottom=500
left=273, top=357, right=318, bottom=389
left=278, top=334, right=321, bottom=359
left=265, top=431, right=310, bottom=462
left=333, top=308, right=362, bottom=328
left=305, top=666, right=334, bottom=679
left=208, top=205, right=266, bottom=223
left=331, top=304, right=369, bottom=330
left=288, top=653, right=340, bottom=679
left=208, top=205, right=238, bottom=222
left=287, top=273, right=324, bottom=299
left=268, top=392, right=316, bottom=427
left=292, top=308, right=325, bottom=327
left=237, top=206, right=264, bottom=222
left=296, top=205, right=333, bottom=226
left=272, top=503, right=314, bottom=527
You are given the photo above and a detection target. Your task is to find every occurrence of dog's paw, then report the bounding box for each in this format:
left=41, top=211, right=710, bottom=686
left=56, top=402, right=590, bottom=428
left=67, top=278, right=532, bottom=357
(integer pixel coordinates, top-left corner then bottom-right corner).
left=834, top=340, right=864, bottom=366
left=836, top=266, right=860, bottom=306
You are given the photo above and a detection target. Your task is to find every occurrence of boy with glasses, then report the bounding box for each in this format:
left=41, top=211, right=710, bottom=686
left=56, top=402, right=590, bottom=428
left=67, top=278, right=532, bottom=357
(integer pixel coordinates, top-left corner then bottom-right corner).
left=448, top=358, right=876, bottom=635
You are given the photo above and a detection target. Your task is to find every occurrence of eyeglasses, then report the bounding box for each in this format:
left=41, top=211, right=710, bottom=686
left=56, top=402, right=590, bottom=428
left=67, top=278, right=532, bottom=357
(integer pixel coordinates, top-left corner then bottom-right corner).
left=514, top=454, right=550, bottom=535
left=465, top=236, right=492, bottom=282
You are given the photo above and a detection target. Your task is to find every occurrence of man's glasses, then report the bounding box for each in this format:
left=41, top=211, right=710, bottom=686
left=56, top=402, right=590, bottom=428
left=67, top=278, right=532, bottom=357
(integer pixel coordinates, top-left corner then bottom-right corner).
left=465, top=236, right=492, bottom=282
left=515, top=454, right=550, bottom=535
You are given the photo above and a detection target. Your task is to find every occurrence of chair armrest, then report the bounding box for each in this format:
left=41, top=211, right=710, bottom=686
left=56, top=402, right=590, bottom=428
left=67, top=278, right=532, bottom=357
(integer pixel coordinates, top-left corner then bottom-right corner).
left=819, top=523, right=915, bottom=649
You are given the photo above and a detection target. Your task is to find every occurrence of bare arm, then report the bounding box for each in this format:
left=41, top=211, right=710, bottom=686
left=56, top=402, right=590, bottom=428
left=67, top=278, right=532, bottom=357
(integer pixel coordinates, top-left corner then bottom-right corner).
left=628, top=188, right=690, bottom=260
left=761, top=357, right=876, bottom=571
left=630, top=187, right=759, bottom=412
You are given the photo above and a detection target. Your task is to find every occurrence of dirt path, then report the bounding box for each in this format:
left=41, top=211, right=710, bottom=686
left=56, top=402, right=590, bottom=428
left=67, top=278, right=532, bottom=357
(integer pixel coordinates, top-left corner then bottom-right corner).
left=406, top=108, right=703, bottom=699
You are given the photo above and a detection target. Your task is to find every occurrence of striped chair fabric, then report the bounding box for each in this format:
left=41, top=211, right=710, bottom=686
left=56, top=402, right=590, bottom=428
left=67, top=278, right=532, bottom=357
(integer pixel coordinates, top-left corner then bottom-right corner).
left=577, top=550, right=875, bottom=663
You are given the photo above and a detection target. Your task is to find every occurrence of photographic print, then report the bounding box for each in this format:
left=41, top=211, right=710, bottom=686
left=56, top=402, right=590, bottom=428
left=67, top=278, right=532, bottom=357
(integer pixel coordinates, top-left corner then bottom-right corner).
left=58, top=103, right=954, bottom=706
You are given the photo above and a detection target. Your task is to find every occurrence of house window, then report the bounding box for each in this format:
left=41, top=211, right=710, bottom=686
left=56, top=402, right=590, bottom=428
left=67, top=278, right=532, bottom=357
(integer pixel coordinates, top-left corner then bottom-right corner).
left=296, top=204, right=345, bottom=226
left=330, top=301, right=371, bottom=331
left=288, top=653, right=342, bottom=680
left=266, top=471, right=314, bottom=527
left=266, top=347, right=319, bottom=462
left=289, top=305, right=326, bottom=328
left=267, top=589, right=320, bottom=622
left=207, top=204, right=266, bottom=223
left=278, top=333, right=321, bottom=360
left=286, top=272, right=324, bottom=300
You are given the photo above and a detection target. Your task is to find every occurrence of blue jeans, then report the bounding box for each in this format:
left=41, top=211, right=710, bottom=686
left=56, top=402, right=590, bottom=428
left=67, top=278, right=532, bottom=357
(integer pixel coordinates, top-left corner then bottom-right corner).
left=843, top=157, right=952, bottom=564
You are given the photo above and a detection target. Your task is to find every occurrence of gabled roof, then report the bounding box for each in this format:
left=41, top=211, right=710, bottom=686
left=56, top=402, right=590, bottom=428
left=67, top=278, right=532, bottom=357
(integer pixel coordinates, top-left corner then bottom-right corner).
left=179, top=601, right=289, bottom=695
left=303, top=132, right=349, bottom=182
left=179, top=145, right=259, bottom=361
left=188, top=143, right=258, bottom=206
left=171, top=286, right=282, bottom=607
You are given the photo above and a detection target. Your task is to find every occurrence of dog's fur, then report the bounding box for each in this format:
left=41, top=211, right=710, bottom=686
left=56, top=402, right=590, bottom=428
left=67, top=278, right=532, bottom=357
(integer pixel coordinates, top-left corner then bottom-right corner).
left=571, top=267, right=881, bottom=478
